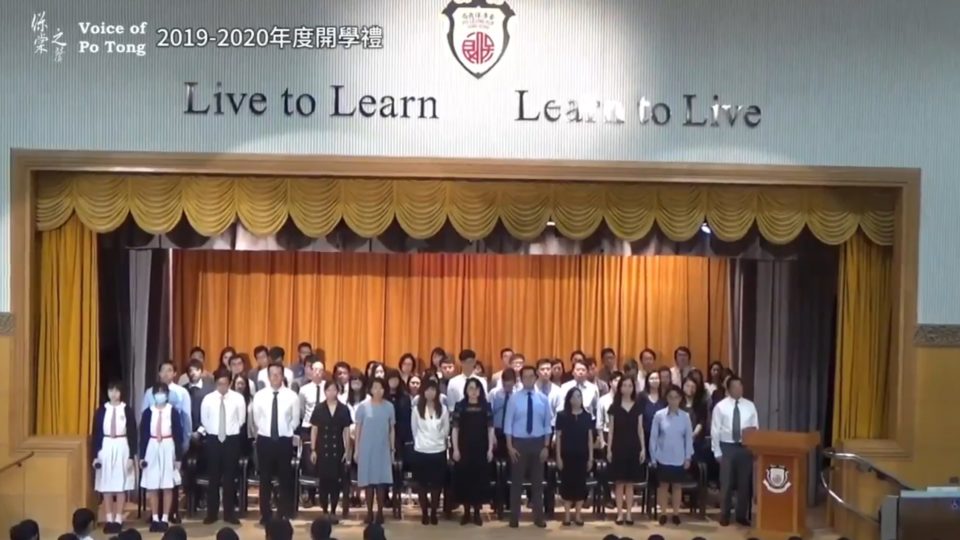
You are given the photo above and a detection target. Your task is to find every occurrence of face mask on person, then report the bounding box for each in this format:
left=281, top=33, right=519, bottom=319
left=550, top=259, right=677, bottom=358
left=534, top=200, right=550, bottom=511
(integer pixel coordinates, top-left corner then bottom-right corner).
left=155, top=393, right=169, bottom=405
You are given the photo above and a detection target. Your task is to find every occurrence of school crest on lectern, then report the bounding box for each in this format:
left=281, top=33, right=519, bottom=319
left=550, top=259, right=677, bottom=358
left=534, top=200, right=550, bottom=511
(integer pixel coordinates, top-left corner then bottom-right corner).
left=442, top=0, right=515, bottom=79
left=763, top=464, right=792, bottom=494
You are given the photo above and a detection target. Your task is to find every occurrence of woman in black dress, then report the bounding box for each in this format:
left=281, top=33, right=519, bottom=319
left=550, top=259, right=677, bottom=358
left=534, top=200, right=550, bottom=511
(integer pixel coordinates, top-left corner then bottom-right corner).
left=310, top=381, right=353, bottom=523
left=606, top=376, right=645, bottom=525
left=385, top=369, right=414, bottom=467
left=556, top=387, right=595, bottom=526
left=451, top=377, right=494, bottom=526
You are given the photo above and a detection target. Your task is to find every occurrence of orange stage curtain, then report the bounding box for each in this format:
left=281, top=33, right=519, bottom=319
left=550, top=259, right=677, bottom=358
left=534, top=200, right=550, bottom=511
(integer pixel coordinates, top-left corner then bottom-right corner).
left=173, top=252, right=730, bottom=373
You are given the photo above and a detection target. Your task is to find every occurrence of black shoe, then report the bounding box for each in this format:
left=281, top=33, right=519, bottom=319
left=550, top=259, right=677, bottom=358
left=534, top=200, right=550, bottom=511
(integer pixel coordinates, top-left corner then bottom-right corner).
left=376, top=511, right=384, bottom=524
left=671, top=515, right=681, bottom=526
left=473, top=511, right=482, bottom=526
left=508, top=521, right=519, bottom=528
left=614, top=518, right=624, bottom=525
left=719, top=517, right=730, bottom=527
left=363, top=513, right=373, bottom=525
left=422, top=514, right=430, bottom=525
left=736, top=518, right=751, bottom=527
left=148, top=521, right=161, bottom=533
left=658, top=515, right=667, bottom=525
left=430, top=513, right=438, bottom=525
left=224, top=516, right=241, bottom=526
left=203, top=516, right=217, bottom=525
left=169, top=515, right=181, bottom=525
left=158, top=521, right=170, bottom=532
left=624, top=518, right=634, bottom=526
left=460, top=514, right=470, bottom=525
left=561, top=520, right=571, bottom=527
left=534, top=521, right=547, bottom=528
left=574, top=520, right=584, bottom=527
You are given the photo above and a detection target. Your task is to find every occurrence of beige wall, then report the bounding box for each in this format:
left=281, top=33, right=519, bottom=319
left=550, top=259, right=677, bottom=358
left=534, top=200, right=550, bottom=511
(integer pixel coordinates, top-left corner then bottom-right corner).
left=0, top=335, right=89, bottom=536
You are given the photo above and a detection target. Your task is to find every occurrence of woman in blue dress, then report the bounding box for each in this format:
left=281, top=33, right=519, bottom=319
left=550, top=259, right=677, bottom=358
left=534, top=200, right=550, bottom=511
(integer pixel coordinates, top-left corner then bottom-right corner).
left=354, top=377, right=396, bottom=524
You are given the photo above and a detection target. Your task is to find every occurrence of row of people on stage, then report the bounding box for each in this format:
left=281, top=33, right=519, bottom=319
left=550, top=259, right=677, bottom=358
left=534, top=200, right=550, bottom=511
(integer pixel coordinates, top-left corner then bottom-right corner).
left=91, top=343, right=758, bottom=532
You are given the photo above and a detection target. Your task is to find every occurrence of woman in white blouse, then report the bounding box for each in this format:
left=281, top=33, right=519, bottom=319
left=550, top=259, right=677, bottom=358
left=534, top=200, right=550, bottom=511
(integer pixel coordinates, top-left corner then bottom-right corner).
left=410, top=379, right=450, bottom=525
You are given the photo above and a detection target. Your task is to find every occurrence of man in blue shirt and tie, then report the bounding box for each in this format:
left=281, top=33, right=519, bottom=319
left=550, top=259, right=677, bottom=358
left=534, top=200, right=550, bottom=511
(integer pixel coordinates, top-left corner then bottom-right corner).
left=141, top=360, right=193, bottom=523
left=504, top=365, right=552, bottom=528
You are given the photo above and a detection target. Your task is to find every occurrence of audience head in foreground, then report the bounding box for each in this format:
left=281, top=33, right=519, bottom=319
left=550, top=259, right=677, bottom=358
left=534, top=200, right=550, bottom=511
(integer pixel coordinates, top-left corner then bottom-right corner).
left=362, top=523, right=386, bottom=540
left=310, top=518, right=333, bottom=540
left=160, top=526, right=187, bottom=540
left=71, top=509, right=96, bottom=539
left=215, top=528, right=239, bottom=540
left=265, top=518, right=293, bottom=540
left=10, top=520, right=40, bottom=540
left=116, top=529, right=142, bottom=540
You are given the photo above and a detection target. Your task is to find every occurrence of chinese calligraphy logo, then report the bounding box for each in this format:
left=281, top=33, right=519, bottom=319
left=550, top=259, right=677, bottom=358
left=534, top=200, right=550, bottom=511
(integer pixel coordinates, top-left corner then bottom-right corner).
left=442, top=0, right=515, bottom=79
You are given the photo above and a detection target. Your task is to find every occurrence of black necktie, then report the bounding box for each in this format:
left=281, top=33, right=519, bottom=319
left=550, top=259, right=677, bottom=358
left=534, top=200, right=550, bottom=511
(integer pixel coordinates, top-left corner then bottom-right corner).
left=270, top=391, right=280, bottom=440
left=525, top=391, right=533, bottom=435
left=501, top=392, right=510, bottom=428
left=315, top=384, right=321, bottom=414
left=732, top=399, right=742, bottom=442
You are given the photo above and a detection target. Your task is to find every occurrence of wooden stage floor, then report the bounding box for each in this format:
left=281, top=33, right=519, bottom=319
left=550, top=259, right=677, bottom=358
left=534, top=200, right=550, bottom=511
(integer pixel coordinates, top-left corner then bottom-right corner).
left=95, top=507, right=843, bottom=540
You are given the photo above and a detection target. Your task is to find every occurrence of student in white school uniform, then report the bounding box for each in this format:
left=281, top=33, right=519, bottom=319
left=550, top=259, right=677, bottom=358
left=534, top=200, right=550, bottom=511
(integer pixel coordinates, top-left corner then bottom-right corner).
left=139, top=383, right=186, bottom=533
left=91, top=381, right=137, bottom=535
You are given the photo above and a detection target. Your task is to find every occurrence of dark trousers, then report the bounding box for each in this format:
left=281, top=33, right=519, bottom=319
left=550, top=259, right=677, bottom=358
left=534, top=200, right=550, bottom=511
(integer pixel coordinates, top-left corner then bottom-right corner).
left=256, top=436, right=294, bottom=519
left=509, top=436, right=545, bottom=524
left=719, top=442, right=753, bottom=522
left=205, top=434, right=241, bottom=519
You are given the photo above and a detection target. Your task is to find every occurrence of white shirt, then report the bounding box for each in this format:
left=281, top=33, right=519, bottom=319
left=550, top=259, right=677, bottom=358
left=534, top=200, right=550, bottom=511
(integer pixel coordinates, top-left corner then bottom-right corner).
left=595, top=392, right=614, bottom=436
left=257, top=367, right=295, bottom=390
left=251, top=386, right=301, bottom=438
left=558, top=379, right=600, bottom=415
left=298, top=381, right=327, bottom=427
left=445, top=373, right=488, bottom=406
left=411, top=404, right=450, bottom=454
left=200, top=389, right=247, bottom=437
left=710, top=396, right=759, bottom=458
left=535, top=380, right=563, bottom=408
left=670, top=366, right=692, bottom=388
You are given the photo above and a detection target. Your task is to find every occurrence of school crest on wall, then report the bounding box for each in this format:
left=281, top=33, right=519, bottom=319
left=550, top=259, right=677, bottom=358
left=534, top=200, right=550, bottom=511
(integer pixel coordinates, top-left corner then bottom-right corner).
left=763, top=464, right=792, bottom=494
left=442, top=0, right=515, bottom=79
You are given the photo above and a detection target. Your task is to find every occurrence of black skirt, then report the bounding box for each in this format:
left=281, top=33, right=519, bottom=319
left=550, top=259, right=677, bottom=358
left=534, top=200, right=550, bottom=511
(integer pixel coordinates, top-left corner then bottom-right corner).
left=655, top=464, right=690, bottom=484
left=608, top=454, right=644, bottom=483
left=413, top=451, right=447, bottom=489
left=558, top=453, right=589, bottom=501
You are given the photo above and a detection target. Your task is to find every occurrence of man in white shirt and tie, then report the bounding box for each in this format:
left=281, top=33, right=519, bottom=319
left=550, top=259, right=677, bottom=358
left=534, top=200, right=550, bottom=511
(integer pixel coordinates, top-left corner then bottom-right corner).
left=445, top=349, right=488, bottom=406
left=670, top=346, right=693, bottom=387
left=710, top=375, right=759, bottom=527
left=252, top=363, right=301, bottom=523
left=255, top=346, right=295, bottom=390
left=199, top=370, right=246, bottom=525
left=534, top=358, right=563, bottom=415
left=489, top=347, right=514, bottom=388
left=558, top=359, right=599, bottom=415
left=297, top=356, right=325, bottom=507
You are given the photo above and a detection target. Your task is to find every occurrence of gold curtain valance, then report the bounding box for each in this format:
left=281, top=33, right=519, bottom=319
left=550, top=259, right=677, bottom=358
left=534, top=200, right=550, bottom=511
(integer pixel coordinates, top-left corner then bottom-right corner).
left=36, top=173, right=896, bottom=245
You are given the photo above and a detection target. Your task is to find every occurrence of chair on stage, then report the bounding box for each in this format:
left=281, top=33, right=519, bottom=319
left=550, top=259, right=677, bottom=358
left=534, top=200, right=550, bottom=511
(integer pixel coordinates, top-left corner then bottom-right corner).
left=241, top=447, right=298, bottom=516
left=184, top=452, right=248, bottom=518
left=501, top=458, right=558, bottom=519
left=633, top=463, right=653, bottom=518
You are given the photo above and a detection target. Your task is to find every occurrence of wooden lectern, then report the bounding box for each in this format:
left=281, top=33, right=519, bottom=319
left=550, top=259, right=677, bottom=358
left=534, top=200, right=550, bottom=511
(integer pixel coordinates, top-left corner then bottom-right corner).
left=743, top=430, right=820, bottom=539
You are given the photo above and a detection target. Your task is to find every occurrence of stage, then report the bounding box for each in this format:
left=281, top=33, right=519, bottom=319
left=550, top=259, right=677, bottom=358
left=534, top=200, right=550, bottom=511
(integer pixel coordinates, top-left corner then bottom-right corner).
left=98, top=507, right=841, bottom=540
